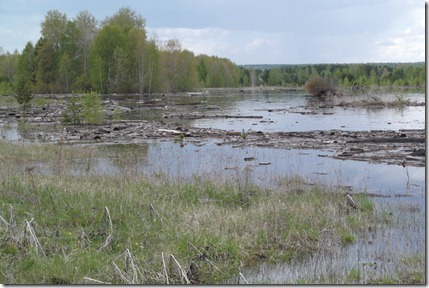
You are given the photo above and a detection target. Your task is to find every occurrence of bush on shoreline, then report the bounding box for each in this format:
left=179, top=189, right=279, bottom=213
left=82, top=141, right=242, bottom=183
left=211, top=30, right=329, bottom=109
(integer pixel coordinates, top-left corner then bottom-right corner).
left=304, top=76, right=337, bottom=97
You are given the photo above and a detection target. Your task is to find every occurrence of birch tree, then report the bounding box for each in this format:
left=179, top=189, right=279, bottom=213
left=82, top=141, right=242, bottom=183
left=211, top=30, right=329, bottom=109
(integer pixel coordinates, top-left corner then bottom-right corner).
left=75, top=11, right=98, bottom=74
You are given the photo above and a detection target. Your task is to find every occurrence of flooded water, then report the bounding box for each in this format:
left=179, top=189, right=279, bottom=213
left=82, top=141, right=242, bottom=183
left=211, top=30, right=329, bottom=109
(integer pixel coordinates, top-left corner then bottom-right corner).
left=84, top=141, right=425, bottom=196
left=0, top=90, right=425, bottom=141
left=192, top=91, right=425, bottom=132
left=0, top=124, right=20, bottom=141
left=229, top=197, right=425, bottom=284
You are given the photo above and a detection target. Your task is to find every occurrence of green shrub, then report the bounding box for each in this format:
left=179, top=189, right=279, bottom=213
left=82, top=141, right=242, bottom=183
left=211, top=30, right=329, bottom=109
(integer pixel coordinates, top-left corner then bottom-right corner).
left=82, top=91, right=104, bottom=125
left=14, top=75, right=33, bottom=109
left=61, top=98, right=81, bottom=125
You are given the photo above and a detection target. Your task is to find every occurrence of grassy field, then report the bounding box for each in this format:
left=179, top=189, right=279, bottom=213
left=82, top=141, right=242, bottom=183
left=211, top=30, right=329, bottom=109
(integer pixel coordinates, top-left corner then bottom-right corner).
left=0, top=141, right=423, bottom=284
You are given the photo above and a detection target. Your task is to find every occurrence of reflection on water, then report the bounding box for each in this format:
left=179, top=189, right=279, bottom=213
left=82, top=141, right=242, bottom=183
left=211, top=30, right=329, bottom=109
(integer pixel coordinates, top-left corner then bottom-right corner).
left=192, top=92, right=425, bottom=132
left=52, top=141, right=424, bottom=198
left=30, top=140, right=425, bottom=205
left=92, top=142, right=425, bottom=194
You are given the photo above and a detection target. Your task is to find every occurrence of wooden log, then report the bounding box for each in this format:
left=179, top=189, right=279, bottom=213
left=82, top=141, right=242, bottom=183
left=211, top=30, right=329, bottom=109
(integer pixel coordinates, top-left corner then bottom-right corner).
left=225, top=131, right=241, bottom=136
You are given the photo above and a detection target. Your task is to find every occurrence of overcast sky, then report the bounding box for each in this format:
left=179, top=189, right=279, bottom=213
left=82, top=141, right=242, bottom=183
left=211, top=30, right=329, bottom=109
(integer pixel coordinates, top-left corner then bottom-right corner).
left=0, top=0, right=425, bottom=64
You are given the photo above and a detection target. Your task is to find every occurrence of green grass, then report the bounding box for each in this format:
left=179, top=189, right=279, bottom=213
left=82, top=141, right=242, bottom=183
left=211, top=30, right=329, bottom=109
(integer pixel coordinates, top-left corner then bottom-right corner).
left=346, top=268, right=361, bottom=283
left=0, top=141, right=416, bottom=284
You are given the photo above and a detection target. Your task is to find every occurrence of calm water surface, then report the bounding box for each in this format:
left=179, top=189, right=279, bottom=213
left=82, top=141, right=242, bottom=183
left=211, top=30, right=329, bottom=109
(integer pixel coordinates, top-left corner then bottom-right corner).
left=192, top=91, right=425, bottom=132
left=89, top=141, right=425, bottom=196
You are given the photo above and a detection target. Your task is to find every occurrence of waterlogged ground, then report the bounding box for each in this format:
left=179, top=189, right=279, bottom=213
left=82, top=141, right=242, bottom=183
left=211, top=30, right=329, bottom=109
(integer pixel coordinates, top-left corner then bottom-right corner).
left=0, top=87, right=426, bottom=283
left=227, top=196, right=425, bottom=284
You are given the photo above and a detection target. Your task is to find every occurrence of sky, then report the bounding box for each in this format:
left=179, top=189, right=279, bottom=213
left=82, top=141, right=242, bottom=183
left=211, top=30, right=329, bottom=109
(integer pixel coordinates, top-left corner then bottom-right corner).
left=0, top=0, right=425, bottom=64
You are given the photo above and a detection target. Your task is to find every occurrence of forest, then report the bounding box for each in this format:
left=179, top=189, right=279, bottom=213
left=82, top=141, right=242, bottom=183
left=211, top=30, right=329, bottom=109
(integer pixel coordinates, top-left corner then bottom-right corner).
left=249, top=62, right=425, bottom=88
left=0, top=7, right=244, bottom=95
left=0, top=7, right=425, bottom=96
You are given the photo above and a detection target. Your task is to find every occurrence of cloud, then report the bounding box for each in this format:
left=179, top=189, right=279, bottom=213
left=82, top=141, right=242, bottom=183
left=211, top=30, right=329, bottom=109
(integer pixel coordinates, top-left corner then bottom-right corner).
left=149, top=26, right=235, bottom=57
left=0, top=0, right=425, bottom=64
left=370, top=3, right=425, bottom=62
left=244, top=38, right=275, bottom=53
left=151, top=27, right=230, bottom=40
left=150, top=26, right=286, bottom=64
left=375, top=39, right=397, bottom=47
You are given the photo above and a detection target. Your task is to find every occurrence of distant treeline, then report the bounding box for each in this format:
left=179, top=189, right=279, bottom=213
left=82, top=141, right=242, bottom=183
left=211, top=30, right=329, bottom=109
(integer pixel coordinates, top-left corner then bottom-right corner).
left=248, top=63, right=425, bottom=88
left=0, top=7, right=425, bottom=96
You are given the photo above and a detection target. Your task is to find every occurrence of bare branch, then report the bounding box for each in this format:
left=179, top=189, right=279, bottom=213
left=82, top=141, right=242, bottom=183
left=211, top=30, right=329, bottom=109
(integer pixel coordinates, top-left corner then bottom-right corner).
left=170, top=254, right=190, bottom=284
left=98, top=206, right=113, bottom=252
left=161, top=252, right=169, bottom=284
left=83, top=277, right=111, bottom=284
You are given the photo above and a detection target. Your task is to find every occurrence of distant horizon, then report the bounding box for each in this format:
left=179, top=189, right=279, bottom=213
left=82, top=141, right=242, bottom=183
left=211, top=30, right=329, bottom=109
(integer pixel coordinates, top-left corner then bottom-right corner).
left=240, top=61, right=425, bottom=67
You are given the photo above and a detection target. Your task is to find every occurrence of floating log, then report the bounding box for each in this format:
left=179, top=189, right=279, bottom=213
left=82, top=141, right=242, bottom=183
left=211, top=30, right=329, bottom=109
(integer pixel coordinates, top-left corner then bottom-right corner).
left=221, top=115, right=263, bottom=119
left=187, top=92, right=203, bottom=96
left=225, top=131, right=241, bottom=136
left=158, top=129, right=190, bottom=136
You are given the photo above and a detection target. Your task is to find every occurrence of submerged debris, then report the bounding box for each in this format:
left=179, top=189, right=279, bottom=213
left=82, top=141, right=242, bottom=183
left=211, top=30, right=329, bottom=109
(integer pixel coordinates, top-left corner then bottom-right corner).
left=0, top=92, right=425, bottom=168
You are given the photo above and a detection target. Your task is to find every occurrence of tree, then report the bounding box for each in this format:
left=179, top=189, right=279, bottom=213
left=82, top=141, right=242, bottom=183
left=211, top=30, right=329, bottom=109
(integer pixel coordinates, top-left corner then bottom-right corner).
left=175, top=49, right=197, bottom=92
left=296, top=67, right=310, bottom=86
left=197, top=58, right=207, bottom=85
left=160, top=38, right=182, bottom=92
left=128, top=28, right=147, bottom=95
left=74, top=11, right=98, bottom=75
left=112, top=47, right=130, bottom=93
left=17, top=42, right=36, bottom=84
left=369, top=69, right=378, bottom=86
left=58, top=53, right=72, bottom=93
left=90, top=24, right=127, bottom=93
left=41, top=10, right=68, bottom=50
left=103, top=7, right=145, bottom=34
left=310, top=66, right=319, bottom=77
left=35, top=38, right=58, bottom=93
left=144, top=39, right=160, bottom=95
left=0, top=50, right=19, bottom=83
left=90, top=55, right=105, bottom=93
left=14, top=74, right=33, bottom=109
left=267, top=67, right=283, bottom=86
left=239, top=67, right=250, bottom=87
